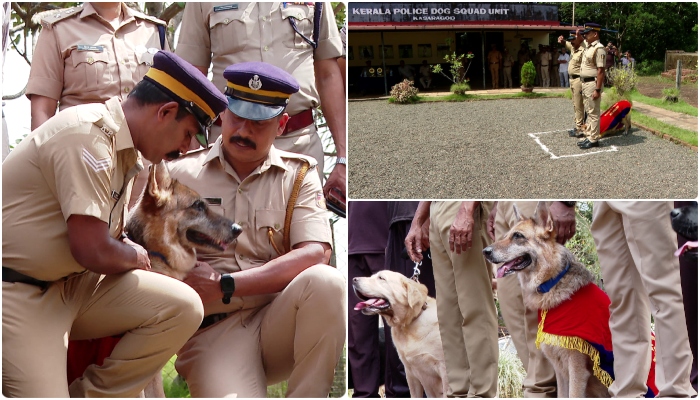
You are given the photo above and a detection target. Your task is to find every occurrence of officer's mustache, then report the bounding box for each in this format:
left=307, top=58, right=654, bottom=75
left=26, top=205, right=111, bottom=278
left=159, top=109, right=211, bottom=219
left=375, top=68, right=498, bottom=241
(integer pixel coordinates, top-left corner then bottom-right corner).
left=229, top=135, right=256, bottom=149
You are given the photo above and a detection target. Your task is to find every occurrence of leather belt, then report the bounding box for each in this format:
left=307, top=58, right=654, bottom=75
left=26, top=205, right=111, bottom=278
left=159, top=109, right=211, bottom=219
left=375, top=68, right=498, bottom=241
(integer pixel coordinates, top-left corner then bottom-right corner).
left=581, top=77, right=596, bottom=82
left=199, top=313, right=229, bottom=330
left=541, top=64, right=549, bottom=67
left=282, top=109, right=314, bottom=135
left=2, top=267, right=51, bottom=290
left=489, top=62, right=499, bottom=64
left=570, top=74, right=580, bottom=79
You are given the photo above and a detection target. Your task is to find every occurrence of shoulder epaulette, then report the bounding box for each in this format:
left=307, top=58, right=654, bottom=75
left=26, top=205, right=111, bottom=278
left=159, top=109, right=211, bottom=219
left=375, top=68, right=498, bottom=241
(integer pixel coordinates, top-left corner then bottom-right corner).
left=93, top=117, right=119, bottom=139
left=132, top=10, right=167, bottom=27
left=39, top=5, right=83, bottom=29
left=277, top=149, right=318, bottom=169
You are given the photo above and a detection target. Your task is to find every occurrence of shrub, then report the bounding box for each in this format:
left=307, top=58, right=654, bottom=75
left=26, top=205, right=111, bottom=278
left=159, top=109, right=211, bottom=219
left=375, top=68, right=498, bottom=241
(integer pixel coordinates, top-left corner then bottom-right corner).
left=450, top=81, right=471, bottom=95
left=498, top=346, right=525, bottom=398
left=520, top=61, right=536, bottom=87
left=432, top=51, right=475, bottom=87
left=606, top=67, right=639, bottom=97
left=635, top=59, right=664, bottom=76
left=662, top=87, right=680, bottom=103
left=389, top=79, right=419, bottom=104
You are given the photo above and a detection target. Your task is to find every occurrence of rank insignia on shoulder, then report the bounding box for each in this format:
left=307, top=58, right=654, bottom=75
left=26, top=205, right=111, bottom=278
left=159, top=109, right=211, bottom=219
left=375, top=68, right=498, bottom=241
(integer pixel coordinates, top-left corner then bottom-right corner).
left=77, top=45, right=104, bottom=52
left=99, top=124, right=114, bottom=137
left=213, top=4, right=238, bottom=12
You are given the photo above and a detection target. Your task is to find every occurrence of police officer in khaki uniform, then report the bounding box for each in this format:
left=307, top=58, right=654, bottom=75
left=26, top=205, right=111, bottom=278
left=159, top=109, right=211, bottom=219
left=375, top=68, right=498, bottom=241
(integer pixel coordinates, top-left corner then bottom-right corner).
left=406, top=201, right=498, bottom=397
left=578, top=23, right=606, bottom=149
left=591, top=202, right=696, bottom=397
left=175, top=2, right=346, bottom=202
left=559, top=29, right=587, bottom=138
left=167, top=62, right=345, bottom=398
left=27, top=2, right=169, bottom=130
left=2, top=52, right=227, bottom=397
left=487, top=44, right=502, bottom=89
left=502, top=48, right=514, bottom=88
left=539, top=45, right=552, bottom=87
left=487, top=201, right=577, bottom=397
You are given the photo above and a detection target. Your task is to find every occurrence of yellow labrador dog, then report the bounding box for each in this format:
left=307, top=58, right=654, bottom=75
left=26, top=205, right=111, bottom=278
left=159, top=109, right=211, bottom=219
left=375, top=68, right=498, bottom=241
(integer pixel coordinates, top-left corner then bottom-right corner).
left=353, top=271, right=448, bottom=398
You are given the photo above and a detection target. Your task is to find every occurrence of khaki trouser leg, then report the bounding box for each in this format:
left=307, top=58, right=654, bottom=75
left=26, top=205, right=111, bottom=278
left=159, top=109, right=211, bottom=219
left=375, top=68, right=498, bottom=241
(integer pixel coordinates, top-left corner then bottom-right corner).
left=176, top=265, right=345, bottom=398
left=430, top=202, right=498, bottom=398
left=540, top=67, right=549, bottom=87
left=490, top=65, right=499, bottom=89
left=592, top=201, right=696, bottom=398
left=3, top=270, right=203, bottom=398
left=571, top=78, right=584, bottom=130
left=582, top=81, right=601, bottom=142
left=503, top=67, right=512, bottom=88
left=495, top=201, right=557, bottom=398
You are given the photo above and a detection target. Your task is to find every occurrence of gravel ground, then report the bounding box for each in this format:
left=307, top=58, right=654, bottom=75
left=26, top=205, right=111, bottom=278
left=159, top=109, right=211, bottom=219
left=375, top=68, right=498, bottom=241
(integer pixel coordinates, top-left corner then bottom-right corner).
left=349, top=98, right=697, bottom=199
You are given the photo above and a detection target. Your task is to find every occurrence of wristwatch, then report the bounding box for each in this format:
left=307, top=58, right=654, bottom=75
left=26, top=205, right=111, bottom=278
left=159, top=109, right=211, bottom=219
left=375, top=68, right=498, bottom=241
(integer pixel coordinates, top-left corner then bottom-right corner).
left=220, top=273, right=235, bottom=304
left=336, top=157, right=347, bottom=166
left=595, top=88, right=601, bottom=93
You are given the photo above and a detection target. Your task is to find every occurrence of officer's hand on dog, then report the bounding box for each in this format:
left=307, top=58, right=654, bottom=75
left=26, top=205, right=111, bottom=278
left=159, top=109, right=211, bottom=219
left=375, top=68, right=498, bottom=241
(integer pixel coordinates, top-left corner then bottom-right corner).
left=122, top=236, right=151, bottom=271
left=183, top=261, right=224, bottom=304
left=549, top=202, right=577, bottom=245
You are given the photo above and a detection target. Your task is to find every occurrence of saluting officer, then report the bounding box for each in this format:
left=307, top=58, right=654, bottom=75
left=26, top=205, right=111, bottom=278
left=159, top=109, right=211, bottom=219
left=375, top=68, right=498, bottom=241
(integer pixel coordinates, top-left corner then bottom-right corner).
left=559, top=29, right=587, bottom=138
left=167, top=62, right=345, bottom=398
left=27, top=2, right=169, bottom=130
left=578, top=23, right=606, bottom=149
left=3, top=52, right=227, bottom=397
left=175, top=2, right=346, bottom=201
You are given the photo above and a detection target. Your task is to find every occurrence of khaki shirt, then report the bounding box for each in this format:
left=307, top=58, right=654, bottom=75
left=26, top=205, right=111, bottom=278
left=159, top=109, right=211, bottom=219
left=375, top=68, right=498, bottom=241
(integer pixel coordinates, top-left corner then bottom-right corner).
left=2, top=97, right=141, bottom=281
left=487, top=50, right=501, bottom=64
left=565, top=41, right=586, bottom=76
left=175, top=2, right=342, bottom=116
left=581, top=40, right=606, bottom=78
left=166, top=138, right=333, bottom=314
left=539, top=51, right=552, bottom=66
left=26, top=3, right=168, bottom=111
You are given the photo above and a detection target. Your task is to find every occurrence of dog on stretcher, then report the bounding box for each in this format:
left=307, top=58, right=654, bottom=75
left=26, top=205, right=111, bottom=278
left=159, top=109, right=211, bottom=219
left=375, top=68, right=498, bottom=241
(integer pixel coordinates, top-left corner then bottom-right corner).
left=482, top=202, right=658, bottom=398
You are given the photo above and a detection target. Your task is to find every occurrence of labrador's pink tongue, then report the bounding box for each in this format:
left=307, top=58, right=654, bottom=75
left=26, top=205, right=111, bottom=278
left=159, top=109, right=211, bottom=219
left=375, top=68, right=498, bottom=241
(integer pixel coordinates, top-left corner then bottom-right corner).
left=354, top=298, right=385, bottom=310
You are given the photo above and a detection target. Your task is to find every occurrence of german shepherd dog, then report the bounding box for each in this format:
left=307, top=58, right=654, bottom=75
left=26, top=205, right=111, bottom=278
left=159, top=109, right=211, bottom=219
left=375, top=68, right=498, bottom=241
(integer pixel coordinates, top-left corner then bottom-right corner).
left=126, top=162, right=242, bottom=280
left=67, top=163, right=242, bottom=396
left=353, top=271, right=448, bottom=398
left=482, top=202, right=611, bottom=398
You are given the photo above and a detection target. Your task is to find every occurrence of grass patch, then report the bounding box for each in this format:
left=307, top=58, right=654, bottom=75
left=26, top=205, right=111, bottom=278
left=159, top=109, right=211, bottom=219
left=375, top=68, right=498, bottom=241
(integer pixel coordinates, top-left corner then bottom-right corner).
left=637, top=74, right=698, bottom=89
left=629, top=90, right=698, bottom=117
left=162, top=356, right=190, bottom=398
left=416, top=91, right=564, bottom=102
left=630, top=109, right=698, bottom=146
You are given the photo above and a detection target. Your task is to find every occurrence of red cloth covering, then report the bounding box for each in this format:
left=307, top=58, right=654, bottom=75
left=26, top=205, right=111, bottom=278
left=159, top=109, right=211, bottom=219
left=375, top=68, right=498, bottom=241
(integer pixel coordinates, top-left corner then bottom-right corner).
left=66, top=337, right=122, bottom=385
left=538, top=283, right=612, bottom=351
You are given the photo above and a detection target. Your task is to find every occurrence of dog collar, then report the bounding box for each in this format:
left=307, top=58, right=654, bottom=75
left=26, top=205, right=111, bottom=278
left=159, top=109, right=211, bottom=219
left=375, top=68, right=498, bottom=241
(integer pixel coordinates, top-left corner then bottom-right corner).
left=123, top=232, right=172, bottom=269
left=537, top=262, right=570, bottom=293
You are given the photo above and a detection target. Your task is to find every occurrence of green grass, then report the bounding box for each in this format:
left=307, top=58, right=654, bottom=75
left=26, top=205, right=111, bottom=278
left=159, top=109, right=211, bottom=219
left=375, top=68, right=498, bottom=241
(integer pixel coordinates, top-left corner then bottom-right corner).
left=629, top=90, right=698, bottom=117
left=630, top=109, right=698, bottom=146
left=637, top=74, right=698, bottom=89
left=162, top=356, right=190, bottom=398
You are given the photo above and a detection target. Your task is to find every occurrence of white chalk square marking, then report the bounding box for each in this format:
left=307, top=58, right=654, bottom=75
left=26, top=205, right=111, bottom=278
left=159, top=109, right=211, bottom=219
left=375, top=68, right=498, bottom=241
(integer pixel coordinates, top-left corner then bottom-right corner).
left=528, top=130, right=618, bottom=159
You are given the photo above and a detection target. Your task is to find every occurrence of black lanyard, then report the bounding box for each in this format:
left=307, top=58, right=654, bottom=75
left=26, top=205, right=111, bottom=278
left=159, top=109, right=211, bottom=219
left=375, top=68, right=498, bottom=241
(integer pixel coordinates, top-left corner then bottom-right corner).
left=287, top=2, right=322, bottom=49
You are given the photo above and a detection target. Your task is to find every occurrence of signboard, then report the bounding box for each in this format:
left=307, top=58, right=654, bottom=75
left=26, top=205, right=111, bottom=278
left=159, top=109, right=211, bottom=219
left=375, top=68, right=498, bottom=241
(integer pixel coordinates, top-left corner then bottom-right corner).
left=349, top=3, right=559, bottom=25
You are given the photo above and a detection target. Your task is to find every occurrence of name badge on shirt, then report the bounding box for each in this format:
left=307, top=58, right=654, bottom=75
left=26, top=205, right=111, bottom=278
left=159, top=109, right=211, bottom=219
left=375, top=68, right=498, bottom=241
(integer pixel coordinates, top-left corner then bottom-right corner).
left=77, top=45, right=104, bottom=52
left=204, top=197, right=222, bottom=206
left=213, top=4, right=238, bottom=12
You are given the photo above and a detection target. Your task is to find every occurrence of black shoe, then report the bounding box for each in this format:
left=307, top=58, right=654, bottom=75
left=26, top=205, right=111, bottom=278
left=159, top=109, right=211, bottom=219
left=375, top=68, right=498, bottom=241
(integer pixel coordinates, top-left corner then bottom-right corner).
left=568, top=129, right=584, bottom=138
left=578, top=140, right=599, bottom=149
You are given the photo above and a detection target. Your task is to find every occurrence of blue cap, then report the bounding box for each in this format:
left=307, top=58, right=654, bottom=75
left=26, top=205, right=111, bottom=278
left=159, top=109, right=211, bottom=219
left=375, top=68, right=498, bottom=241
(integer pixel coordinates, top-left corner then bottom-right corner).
left=223, top=62, right=300, bottom=121
left=143, top=51, right=227, bottom=147
left=582, top=23, right=601, bottom=34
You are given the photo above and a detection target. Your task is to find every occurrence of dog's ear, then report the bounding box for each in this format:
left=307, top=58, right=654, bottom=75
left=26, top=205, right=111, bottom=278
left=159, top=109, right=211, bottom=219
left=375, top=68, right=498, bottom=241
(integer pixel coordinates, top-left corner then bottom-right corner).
left=405, top=279, right=428, bottom=317
left=513, top=204, right=525, bottom=221
left=533, top=201, right=555, bottom=236
left=147, top=162, right=173, bottom=207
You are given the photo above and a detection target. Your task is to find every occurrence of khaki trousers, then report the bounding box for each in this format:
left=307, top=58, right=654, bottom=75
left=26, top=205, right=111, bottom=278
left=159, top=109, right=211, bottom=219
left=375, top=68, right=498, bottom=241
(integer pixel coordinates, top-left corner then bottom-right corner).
left=429, top=202, right=498, bottom=397
left=489, top=64, right=499, bottom=89
left=540, top=66, right=550, bottom=87
left=582, top=80, right=601, bottom=142
left=211, top=123, right=325, bottom=181
left=570, top=77, right=584, bottom=130
left=2, top=270, right=204, bottom=397
left=592, top=201, right=696, bottom=398
left=494, top=202, right=557, bottom=398
left=175, top=265, right=346, bottom=398
left=503, top=66, right=513, bottom=88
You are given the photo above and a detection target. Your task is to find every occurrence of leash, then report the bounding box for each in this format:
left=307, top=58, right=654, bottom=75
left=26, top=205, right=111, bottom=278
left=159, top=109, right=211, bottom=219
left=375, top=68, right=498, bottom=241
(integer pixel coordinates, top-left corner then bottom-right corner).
left=410, top=261, right=421, bottom=282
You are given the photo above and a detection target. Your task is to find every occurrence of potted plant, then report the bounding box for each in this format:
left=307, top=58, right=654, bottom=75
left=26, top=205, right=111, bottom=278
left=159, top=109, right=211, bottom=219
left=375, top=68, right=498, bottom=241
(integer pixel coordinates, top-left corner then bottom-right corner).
left=520, top=61, right=536, bottom=93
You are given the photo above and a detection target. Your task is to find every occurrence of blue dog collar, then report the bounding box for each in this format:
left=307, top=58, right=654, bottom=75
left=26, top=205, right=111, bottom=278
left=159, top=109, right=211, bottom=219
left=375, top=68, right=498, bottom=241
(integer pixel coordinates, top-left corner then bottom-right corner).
left=537, top=262, right=571, bottom=293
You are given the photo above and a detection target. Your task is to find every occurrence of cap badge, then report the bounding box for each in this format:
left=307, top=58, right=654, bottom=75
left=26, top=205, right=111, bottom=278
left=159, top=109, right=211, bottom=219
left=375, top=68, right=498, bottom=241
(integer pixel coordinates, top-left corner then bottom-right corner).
left=249, top=75, right=262, bottom=90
